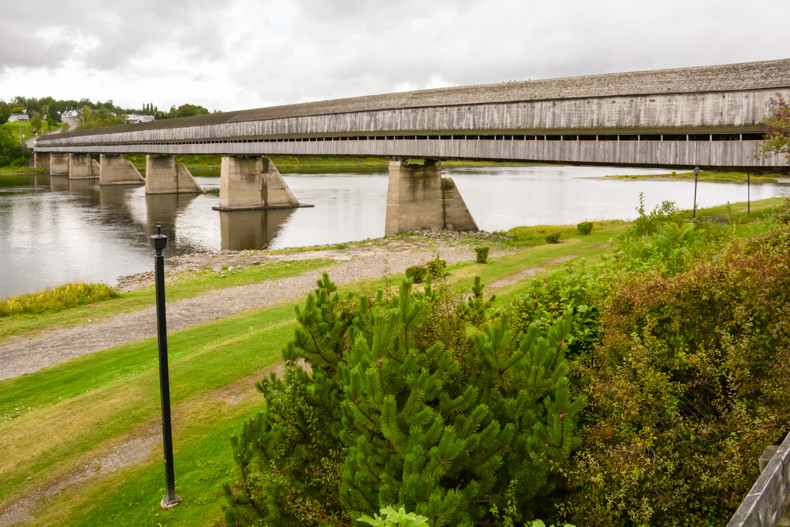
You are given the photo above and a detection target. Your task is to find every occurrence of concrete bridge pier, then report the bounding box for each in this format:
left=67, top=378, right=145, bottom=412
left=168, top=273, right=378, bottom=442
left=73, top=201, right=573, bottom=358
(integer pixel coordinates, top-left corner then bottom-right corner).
left=49, top=153, right=70, bottom=176
left=216, top=156, right=300, bottom=211
left=34, top=152, right=50, bottom=170
left=68, top=154, right=99, bottom=179
left=145, top=155, right=202, bottom=195
left=99, top=154, right=144, bottom=186
left=385, top=159, right=477, bottom=235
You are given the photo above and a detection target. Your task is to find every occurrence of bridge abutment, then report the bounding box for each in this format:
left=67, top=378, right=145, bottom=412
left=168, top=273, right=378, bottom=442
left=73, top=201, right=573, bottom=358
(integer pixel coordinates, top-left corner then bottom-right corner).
left=385, top=159, right=477, bottom=235
left=145, top=155, right=202, bottom=194
left=68, top=154, right=99, bottom=179
left=34, top=153, right=50, bottom=170
left=99, top=154, right=144, bottom=186
left=216, top=156, right=300, bottom=211
left=49, top=153, right=70, bottom=176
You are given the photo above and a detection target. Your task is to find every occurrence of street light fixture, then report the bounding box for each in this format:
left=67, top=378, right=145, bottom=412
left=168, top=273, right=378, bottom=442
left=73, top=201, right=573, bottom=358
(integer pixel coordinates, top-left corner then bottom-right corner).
left=151, top=225, right=182, bottom=509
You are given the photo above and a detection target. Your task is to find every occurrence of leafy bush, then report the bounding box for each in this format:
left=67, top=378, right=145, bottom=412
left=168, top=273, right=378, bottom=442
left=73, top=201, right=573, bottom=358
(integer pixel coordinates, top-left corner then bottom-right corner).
left=359, top=506, right=428, bottom=527
left=475, top=246, right=490, bottom=263
left=426, top=256, right=446, bottom=278
left=772, top=197, right=790, bottom=225
left=565, top=228, right=790, bottom=526
left=544, top=232, right=561, bottom=244
left=405, top=265, right=427, bottom=283
left=507, top=261, right=603, bottom=362
left=225, top=274, right=583, bottom=527
left=614, top=194, right=735, bottom=278
left=0, top=282, right=119, bottom=316
left=576, top=222, right=593, bottom=235
left=629, top=193, right=680, bottom=237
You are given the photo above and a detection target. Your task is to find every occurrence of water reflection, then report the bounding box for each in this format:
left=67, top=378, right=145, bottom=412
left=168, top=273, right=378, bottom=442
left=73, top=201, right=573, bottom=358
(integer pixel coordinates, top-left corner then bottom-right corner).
left=145, top=193, right=200, bottom=240
left=49, top=175, right=70, bottom=191
left=220, top=208, right=295, bottom=250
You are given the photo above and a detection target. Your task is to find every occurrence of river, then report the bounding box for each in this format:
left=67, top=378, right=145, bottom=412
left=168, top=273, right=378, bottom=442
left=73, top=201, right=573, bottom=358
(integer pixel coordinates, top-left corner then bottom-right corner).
left=1, top=165, right=788, bottom=298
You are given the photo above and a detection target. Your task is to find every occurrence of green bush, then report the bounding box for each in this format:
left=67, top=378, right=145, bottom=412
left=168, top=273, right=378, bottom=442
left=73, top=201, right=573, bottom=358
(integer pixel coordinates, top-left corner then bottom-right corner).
left=544, top=232, right=561, bottom=244
left=507, top=261, right=603, bottom=362
left=475, top=246, right=490, bottom=264
left=0, top=282, right=120, bottom=317
left=405, top=265, right=427, bottom=283
left=772, top=197, right=790, bottom=224
left=426, top=256, right=446, bottom=278
left=359, top=506, right=429, bottom=527
left=628, top=193, right=681, bottom=237
left=566, top=228, right=790, bottom=526
left=225, top=274, right=583, bottom=527
left=576, top=222, right=593, bottom=235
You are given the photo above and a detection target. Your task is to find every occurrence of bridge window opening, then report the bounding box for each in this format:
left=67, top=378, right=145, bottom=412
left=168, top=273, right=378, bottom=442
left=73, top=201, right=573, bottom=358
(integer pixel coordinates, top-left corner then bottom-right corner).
left=578, top=135, right=596, bottom=141
left=688, top=134, right=710, bottom=141
left=641, top=135, right=662, bottom=141
left=619, top=135, right=638, bottom=142
left=546, top=135, right=561, bottom=141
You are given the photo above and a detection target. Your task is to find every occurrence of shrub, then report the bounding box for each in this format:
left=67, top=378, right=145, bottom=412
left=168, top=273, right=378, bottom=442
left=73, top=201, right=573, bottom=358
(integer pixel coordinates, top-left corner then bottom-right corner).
left=225, top=274, right=584, bottom=527
left=0, top=282, right=119, bottom=317
left=772, top=197, right=790, bottom=225
left=566, top=228, right=790, bottom=526
left=405, top=265, right=427, bottom=283
left=629, top=193, right=680, bottom=237
left=359, top=506, right=429, bottom=527
left=507, top=260, right=603, bottom=362
left=426, top=256, right=446, bottom=278
left=475, top=246, right=490, bottom=263
left=576, top=222, right=593, bottom=235
left=544, top=232, right=561, bottom=244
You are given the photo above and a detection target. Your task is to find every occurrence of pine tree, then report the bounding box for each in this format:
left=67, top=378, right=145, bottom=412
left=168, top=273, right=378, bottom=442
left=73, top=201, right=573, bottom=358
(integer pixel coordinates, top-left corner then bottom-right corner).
left=226, top=274, right=583, bottom=526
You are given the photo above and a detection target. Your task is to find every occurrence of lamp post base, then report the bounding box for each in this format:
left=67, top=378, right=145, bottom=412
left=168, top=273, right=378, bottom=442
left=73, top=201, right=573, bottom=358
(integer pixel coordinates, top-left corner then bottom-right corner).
left=160, top=495, right=182, bottom=509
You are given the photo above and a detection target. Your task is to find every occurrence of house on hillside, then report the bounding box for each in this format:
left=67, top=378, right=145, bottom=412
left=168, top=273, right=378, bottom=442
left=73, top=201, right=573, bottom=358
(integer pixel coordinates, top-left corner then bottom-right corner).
left=8, top=113, right=29, bottom=122
left=126, top=114, right=155, bottom=124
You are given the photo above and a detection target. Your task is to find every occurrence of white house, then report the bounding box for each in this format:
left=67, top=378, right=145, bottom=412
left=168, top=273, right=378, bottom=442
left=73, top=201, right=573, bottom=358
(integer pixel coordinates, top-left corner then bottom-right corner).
left=126, top=114, right=155, bottom=124
left=8, top=113, right=29, bottom=122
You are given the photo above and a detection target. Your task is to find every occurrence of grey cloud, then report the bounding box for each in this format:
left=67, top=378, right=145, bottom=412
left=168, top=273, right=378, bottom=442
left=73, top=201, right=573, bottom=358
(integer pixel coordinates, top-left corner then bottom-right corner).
left=2, top=0, right=228, bottom=71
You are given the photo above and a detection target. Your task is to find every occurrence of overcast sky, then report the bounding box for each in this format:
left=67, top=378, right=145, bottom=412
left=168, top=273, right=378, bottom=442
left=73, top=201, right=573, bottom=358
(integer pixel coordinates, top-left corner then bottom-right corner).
left=1, top=0, right=787, bottom=112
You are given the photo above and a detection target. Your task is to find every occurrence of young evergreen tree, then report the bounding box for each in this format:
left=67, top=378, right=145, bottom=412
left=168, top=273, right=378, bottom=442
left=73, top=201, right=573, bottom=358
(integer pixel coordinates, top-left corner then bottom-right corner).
left=225, top=274, right=583, bottom=527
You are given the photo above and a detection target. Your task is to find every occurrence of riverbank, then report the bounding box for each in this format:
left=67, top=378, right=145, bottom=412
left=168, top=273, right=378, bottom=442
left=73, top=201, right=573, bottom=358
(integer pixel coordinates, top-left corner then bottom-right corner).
left=607, top=169, right=789, bottom=182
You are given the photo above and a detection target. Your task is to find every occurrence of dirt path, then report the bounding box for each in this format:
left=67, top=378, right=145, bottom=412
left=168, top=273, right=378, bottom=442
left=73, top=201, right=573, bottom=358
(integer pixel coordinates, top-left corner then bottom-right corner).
left=0, top=239, right=506, bottom=381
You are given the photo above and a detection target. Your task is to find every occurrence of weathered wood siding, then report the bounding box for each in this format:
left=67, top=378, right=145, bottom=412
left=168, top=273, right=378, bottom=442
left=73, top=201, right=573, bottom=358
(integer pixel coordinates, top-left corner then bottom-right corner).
left=37, top=138, right=785, bottom=170
left=37, top=88, right=789, bottom=149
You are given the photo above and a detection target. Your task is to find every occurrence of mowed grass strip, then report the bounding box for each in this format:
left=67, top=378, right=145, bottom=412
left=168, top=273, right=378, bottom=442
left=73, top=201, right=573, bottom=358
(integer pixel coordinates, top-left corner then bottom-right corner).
left=0, top=305, right=296, bottom=507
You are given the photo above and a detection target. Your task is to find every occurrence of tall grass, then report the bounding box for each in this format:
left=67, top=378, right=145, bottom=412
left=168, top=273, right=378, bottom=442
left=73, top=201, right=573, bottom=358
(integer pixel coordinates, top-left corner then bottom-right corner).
left=0, top=283, right=119, bottom=317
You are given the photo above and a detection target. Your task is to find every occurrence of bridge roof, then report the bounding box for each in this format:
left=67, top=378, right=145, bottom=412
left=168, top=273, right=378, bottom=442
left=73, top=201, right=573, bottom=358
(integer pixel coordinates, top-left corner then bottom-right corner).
left=54, top=58, right=790, bottom=138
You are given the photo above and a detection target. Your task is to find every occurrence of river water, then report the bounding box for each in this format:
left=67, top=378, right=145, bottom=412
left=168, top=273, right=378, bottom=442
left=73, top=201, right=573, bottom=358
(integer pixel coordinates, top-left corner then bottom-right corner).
left=1, top=165, right=788, bottom=298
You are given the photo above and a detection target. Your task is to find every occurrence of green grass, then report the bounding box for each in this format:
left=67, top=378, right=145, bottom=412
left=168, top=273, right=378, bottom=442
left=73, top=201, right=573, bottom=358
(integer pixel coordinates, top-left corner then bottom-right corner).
left=608, top=170, right=784, bottom=182
left=0, top=166, right=47, bottom=174
left=0, top=305, right=296, bottom=507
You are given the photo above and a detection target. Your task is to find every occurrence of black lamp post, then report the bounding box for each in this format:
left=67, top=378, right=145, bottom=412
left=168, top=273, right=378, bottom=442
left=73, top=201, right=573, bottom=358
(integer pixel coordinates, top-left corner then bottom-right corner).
left=151, top=225, right=181, bottom=509
left=692, top=166, right=700, bottom=219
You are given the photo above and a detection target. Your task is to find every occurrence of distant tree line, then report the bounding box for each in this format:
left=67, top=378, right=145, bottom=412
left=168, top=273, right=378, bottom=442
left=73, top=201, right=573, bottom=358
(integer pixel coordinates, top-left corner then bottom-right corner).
left=0, top=96, right=212, bottom=167
left=0, top=96, right=211, bottom=131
